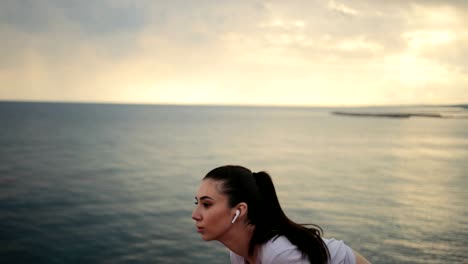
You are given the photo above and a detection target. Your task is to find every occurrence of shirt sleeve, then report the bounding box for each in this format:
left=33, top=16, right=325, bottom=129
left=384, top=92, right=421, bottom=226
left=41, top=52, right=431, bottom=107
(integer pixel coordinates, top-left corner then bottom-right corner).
left=269, top=248, right=309, bottom=264
left=324, top=238, right=356, bottom=264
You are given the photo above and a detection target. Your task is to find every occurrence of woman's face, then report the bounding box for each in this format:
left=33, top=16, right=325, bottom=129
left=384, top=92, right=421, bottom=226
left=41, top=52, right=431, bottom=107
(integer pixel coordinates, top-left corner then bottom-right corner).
left=192, top=179, right=235, bottom=241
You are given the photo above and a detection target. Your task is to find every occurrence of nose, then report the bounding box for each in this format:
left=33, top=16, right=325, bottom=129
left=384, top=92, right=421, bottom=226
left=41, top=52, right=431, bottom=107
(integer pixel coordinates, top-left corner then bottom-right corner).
left=192, top=207, right=201, bottom=221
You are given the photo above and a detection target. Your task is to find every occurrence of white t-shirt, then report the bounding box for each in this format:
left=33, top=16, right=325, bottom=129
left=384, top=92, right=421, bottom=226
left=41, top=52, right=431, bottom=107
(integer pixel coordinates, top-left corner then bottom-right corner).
left=229, top=236, right=356, bottom=264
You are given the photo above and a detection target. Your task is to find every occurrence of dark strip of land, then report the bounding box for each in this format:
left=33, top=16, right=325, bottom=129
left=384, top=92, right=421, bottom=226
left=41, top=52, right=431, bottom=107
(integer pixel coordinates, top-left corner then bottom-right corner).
left=332, top=111, right=442, bottom=118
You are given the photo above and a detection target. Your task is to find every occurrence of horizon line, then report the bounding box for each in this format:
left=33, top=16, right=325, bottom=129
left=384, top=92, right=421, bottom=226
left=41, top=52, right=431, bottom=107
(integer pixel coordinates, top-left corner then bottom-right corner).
left=0, top=99, right=466, bottom=109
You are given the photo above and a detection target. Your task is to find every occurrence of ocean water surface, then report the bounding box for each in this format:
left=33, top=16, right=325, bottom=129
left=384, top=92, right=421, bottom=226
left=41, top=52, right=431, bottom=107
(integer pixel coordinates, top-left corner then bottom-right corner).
left=1, top=102, right=467, bottom=263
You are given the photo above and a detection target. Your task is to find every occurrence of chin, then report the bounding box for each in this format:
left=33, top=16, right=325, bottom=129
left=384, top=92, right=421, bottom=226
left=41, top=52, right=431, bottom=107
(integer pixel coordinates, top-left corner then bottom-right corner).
left=201, top=233, right=218, bottom=241
left=201, top=235, right=214, bottom=241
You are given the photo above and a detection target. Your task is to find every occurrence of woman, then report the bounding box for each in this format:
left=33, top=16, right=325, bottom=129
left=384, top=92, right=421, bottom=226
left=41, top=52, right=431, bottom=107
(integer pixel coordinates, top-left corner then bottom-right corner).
left=192, top=165, right=371, bottom=264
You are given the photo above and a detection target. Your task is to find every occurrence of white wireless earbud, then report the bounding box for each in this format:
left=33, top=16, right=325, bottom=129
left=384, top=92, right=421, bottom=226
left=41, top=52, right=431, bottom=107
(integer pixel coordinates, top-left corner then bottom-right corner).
left=232, top=209, right=240, bottom=223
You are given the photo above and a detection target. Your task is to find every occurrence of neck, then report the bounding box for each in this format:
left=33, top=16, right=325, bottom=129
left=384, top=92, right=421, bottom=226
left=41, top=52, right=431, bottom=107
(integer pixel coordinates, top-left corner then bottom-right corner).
left=219, top=224, right=256, bottom=262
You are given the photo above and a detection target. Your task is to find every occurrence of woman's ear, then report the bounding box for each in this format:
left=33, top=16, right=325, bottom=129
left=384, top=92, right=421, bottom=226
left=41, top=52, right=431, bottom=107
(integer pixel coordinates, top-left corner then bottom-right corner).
left=237, top=202, right=248, bottom=219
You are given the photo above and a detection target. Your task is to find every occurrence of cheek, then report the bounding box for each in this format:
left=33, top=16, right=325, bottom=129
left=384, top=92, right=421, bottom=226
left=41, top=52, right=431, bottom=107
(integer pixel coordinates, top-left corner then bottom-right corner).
left=205, top=207, right=230, bottom=226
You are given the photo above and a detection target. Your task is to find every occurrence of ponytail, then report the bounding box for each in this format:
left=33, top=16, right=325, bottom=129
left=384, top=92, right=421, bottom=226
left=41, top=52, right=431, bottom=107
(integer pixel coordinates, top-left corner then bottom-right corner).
left=251, top=171, right=330, bottom=263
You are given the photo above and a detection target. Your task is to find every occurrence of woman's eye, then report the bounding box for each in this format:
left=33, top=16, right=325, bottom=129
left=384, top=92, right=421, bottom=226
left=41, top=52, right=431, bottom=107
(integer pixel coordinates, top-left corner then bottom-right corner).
left=202, top=203, right=211, bottom=208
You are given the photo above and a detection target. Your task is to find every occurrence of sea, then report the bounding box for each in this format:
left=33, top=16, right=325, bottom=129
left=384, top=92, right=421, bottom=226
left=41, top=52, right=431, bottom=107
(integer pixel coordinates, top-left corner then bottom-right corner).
left=1, top=102, right=467, bottom=264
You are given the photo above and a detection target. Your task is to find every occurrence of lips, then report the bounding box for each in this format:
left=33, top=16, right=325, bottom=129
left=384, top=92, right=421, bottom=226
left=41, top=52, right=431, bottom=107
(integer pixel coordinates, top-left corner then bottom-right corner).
left=196, top=226, right=204, bottom=233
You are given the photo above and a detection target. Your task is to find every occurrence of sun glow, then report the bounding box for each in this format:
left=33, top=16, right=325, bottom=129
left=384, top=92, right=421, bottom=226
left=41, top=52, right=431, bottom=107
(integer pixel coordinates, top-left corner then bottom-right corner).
left=404, top=30, right=455, bottom=49
left=383, top=53, right=448, bottom=86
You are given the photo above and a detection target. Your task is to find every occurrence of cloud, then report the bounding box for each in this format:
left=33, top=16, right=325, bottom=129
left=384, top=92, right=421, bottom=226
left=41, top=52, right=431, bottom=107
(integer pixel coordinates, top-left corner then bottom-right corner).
left=0, top=0, right=467, bottom=105
left=0, top=0, right=146, bottom=34
left=327, top=0, right=359, bottom=16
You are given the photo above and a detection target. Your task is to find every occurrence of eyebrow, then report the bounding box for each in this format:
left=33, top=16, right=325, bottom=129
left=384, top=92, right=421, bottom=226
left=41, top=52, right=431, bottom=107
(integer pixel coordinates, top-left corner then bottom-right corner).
left=195, top=196, right=214, bottom=201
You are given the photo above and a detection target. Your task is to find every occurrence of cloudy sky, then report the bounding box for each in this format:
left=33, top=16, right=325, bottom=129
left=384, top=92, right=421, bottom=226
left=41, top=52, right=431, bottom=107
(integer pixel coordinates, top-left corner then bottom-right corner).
left=1, top=0, right=467, bottom=106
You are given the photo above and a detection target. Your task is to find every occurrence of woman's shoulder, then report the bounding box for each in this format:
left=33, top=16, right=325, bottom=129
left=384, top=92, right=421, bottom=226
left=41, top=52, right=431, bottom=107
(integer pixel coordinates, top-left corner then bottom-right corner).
left=263, top=235, right=296, bottom=253
left=259, top=236, right=309, bottom=263
left=230, top=236, right=357, bottom=264
left=262, top=236, right=356, bottom=264
left=230, top=236, right=309, bottom=263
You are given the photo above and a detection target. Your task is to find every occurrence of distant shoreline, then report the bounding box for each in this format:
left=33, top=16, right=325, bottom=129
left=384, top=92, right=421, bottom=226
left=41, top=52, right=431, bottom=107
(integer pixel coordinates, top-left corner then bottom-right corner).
left=332, top=111, right=468, bottom=119
left=332, top=111, right=439, bottom=118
